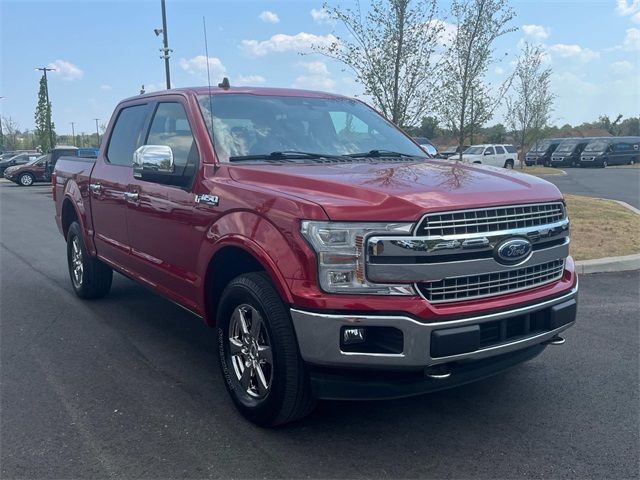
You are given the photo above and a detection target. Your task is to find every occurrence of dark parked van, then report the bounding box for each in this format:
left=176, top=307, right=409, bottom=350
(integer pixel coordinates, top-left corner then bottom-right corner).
left=551, top=138, right=592, bottom=167
left=525, top=138, right=562, bottom=166
left=579, top=137, right=640, bottom=168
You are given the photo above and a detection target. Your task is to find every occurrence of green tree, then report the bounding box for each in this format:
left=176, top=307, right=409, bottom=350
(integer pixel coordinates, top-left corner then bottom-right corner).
left=437, top=0, right=516, bottom=159
left=482, top=123, right=507, bottom=143
left=313, top=0, right=444, bottom=128
left=417, top=115, right=440, bottom=138
left=34, top=75, right=56, bottom=152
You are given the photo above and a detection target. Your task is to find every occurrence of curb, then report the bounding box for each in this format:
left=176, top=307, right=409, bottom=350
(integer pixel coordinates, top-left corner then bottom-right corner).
left=575, top=254, right=640, bottom=275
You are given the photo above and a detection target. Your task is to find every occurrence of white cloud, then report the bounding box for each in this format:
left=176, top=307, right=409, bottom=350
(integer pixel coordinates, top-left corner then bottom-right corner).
left=622, top=27, right=640, bottom=50
left=47, top=60, right=84, bottom=80
left=427, top=19, right=456, bottom=47
left=616, top=0, right=640, bottom=22
left=310, top=8, right=334, bottom=25
left=547, top=43, right=599, bottom=62
left=611, top=60, right=635, bottom=74
left=522, top=24, right=550, bottom=40
left=259, top=11, right=279, bottom=24
left=237, top=74, right=266, bottom=84
left=494, top=66, right=505, bottom=75
left=144, top=83, right=164, bottom=93
left=241, top=32, right=337, bottom=56
left=292, top=61, right=335, bottom=91
left=554, top=72, right=600, bottom=96
left=99, top=84, right=112, bottom=91
left=179, top=55, right=226, bottom=77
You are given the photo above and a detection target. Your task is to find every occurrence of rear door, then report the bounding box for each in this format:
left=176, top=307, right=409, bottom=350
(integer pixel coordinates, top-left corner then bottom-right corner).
left=494, top=145, right=507, bottom=167
left=90, top=102, right=150, bottom=267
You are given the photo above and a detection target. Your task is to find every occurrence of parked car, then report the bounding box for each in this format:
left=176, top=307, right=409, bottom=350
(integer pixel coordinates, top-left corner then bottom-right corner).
left=579, top=136, right=640, bottom=168
left=78, top=147, right=99, bottom=158
left=458, top=144, right=518, bottom=168
left=3, top=154, right=52, bottom=186
left=525, top=138, right=563, bottom=166
left=438, top=145, right=470, bottom=159
left=0, top=152, right=40, bottom=175
left=412, top=137, right=438, bottom=156
left=551, top=138, right=592, bottom=167
left=54, top=86, right=577, bottom=426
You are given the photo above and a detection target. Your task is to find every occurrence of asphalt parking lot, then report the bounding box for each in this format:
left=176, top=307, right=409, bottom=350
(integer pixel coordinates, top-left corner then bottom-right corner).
left=1, top=180, right=638, bottom=479
left=541, top=166, right=640, bottom=208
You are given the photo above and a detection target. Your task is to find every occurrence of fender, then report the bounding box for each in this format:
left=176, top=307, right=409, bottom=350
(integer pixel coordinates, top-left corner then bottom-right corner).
left=197, top=210, right=315, bottom=309
left=62, top=181, right=97, bottom=256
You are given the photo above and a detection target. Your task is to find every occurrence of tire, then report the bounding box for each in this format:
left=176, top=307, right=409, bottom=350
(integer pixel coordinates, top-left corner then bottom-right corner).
left=66, top=222, right=113, bottom=299
left=217, top=272, right=315, bottom=426
left=18, top=173, right=34, bottom=186
left=504, top=160, right=514, bottom=169
left=629, top=159, right=635, bottom=165
left=601, top=160, right=607, bottom=168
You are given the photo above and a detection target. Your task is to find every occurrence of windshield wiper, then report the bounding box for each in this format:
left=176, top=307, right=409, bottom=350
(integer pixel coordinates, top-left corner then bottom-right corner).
left=346, top=149, right=423, bottom=159
left=229, top=151, right=348, bottom=162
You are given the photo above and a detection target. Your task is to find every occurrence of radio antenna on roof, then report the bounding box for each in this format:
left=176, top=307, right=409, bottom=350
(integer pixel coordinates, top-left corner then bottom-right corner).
left=202, top=16, right=216, bottom=153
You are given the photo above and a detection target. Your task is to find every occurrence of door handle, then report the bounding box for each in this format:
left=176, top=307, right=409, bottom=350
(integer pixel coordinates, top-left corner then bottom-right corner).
left=89, top=183, right=102, bottom=194
left=123, top=191, right=139, bottom=202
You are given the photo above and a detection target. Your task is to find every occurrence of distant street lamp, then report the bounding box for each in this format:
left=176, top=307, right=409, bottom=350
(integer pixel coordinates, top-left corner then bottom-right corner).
left=93, top=118, right=100, bottom=147
left=155, top=0, right=172, bottom=89
left=70, top=121, right=76, bottom=146
left=35, top=67, right=56, bottom=150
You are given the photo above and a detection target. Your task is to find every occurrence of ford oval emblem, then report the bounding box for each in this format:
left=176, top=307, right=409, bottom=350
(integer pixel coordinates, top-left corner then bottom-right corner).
left=495, top=237, right=532, bottom=265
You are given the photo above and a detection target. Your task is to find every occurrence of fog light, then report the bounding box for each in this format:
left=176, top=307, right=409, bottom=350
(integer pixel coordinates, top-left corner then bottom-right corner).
left=342, top=327, right=366, bottom=345
left=328, top=271, right=353, bottom=285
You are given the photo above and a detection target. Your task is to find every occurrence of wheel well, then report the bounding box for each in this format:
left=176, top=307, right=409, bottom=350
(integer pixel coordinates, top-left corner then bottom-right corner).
left=204, top=246, right=265, bottom=326
left=61, top=198, right=78, bottom=239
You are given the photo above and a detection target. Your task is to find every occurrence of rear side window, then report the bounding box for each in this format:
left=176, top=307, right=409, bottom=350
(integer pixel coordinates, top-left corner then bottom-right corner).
left=495, top=146, right=505, bottom=154
left=107, top=104, right=148, bottom=166
left=505, top=145, right=517, bottom=153
left=613, top=143, right=632, bottom=152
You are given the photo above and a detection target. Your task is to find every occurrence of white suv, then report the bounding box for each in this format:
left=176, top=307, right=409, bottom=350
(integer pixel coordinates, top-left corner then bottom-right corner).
left=457, top=144, right=518, bottom=169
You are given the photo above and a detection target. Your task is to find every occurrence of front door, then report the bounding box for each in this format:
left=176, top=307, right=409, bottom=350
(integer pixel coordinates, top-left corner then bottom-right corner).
left=125, top=100, right=211, bottom=312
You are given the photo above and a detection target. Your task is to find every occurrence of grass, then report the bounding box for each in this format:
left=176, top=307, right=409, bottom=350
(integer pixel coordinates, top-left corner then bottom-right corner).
left=516, top=165, right=565, bottom=176
left=565, top=194, right=640, bottom=261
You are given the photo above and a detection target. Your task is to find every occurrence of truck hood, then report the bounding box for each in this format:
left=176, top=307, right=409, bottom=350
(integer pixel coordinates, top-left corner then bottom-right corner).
left=228, top=160, right=563, bottom=222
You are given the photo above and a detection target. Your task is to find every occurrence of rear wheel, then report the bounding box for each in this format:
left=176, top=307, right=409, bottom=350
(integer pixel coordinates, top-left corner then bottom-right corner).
left=66, top=222, right=113, bottom=299
left=217, top=272, right=315, bottom=426
left=18, top=173, right=34, bottom=186
left=504, top=159, right=514, bottom=169
left=601, top=160, right=608, bottom=168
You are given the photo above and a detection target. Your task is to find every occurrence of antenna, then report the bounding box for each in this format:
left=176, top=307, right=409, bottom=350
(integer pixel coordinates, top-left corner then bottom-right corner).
left=203, top=16, right=216, bottom=153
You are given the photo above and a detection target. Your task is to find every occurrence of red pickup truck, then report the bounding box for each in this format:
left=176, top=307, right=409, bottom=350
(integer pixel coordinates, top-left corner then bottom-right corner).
left=54, top=86, right=577, bottom=426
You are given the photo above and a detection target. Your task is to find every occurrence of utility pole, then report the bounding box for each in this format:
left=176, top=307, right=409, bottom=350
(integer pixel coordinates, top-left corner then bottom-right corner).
left=158, top=0, right=172, bottom=89
left=70, top=122, right=76, bottom=146
left=93, top=118, right=100, bottom=147
left=35, top=67, right=56, bottom=150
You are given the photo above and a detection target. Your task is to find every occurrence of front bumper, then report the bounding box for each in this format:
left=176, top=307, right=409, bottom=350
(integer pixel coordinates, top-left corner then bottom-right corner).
left=290, top=284, right=577, bottom=370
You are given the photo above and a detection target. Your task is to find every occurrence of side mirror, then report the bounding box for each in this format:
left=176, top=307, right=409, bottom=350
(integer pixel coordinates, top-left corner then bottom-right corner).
left=133, top=145, right=174, bottom=175
left=484, top=150, right=492, bottom=155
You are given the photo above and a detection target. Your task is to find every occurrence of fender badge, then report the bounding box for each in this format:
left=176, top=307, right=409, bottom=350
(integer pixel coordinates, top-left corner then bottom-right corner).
left=195, top=194, right=219, bottom=206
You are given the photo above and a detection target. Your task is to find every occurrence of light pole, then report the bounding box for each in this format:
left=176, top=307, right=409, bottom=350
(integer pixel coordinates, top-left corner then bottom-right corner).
left=70, top=122, right=76, bottom=146
left=93, top=118, right=100, bottom=147
left=155, top=0, right=172, bottom=89
left=35, top=67, right=56, bottom=150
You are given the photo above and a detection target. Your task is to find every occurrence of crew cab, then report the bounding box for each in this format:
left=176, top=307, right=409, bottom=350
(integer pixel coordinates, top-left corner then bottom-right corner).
left=457, top=144, right=518, bottom=168
left=54, top=86, right=578, bottom=426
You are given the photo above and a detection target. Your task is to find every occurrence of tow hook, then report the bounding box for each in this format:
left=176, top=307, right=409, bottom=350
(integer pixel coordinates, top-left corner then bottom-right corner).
left=425, top=365, right=451, bottom=379
left=545, top=335, right=566, bottom=345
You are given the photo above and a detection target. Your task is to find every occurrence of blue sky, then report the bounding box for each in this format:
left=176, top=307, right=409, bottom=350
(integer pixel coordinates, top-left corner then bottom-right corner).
left=1, top=0, right=639, bottom=135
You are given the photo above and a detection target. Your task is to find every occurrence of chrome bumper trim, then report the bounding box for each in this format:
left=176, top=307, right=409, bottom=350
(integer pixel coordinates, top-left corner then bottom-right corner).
left=290, top=283, right=578, bottom=368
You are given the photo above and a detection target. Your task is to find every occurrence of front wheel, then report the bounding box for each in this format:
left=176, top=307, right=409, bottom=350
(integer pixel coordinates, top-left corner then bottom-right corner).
left=18, top=173, right=34, bottom=186
left=217, top=272, right=315, bottom=426
left=504, top=160, right=514, bottom=169
left=67, top=222, right=113, bottom=299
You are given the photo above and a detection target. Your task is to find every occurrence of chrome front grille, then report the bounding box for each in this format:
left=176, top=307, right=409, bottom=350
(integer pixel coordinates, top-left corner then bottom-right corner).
left=417, top=260, right=565, bottom=303
left=416, top=202, right=565, bottom=237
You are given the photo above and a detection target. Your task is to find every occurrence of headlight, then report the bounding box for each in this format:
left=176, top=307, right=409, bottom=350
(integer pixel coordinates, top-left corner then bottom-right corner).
left=301, top=221, right=416, bottom=295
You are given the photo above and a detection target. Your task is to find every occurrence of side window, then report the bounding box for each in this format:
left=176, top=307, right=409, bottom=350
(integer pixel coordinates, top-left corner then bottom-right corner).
left=505, top=145, right=517, bottom=153
left=613, top=143, right=631, bottom=152
left=106, top=104, right=149, bottom=166
left=146, top=102, right=198, bottom=173
left=495, top=146, right=506, bottom=154
left=15, top=156, right=28, bottom=164
left=484, top=147, right=495, bottom=155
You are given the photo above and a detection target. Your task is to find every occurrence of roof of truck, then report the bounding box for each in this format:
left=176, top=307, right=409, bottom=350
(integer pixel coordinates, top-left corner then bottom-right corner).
left=124, top=85, right=350, bottom=103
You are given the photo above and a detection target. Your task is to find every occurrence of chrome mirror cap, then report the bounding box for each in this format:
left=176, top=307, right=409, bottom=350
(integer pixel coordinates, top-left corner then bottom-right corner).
left=133, top=145, right=174, bottom=176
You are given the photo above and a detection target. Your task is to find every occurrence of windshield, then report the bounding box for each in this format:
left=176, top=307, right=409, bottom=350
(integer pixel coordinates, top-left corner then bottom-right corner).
left=530, top=140, right=552, bottom=153
left=197, top=94, right=426, bottom=162
left=464, top=146, right=484, bottom=155
left=555, top=139, right=580, bottom=153
left=443, top=146, right=458, bottom=153
left=584, top=140, right=609, bottom=152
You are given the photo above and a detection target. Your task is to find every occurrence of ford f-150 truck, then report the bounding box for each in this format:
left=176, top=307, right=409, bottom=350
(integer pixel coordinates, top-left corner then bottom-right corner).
left=54, top=86, right=577, bottom=426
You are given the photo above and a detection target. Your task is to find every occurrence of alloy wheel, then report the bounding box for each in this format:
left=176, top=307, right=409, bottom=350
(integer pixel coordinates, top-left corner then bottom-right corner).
left=20, top=174, right=33, bottom=186
left=71, top=236, right=84, bottom=288
left=228, top=304, right=273, bottom=398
